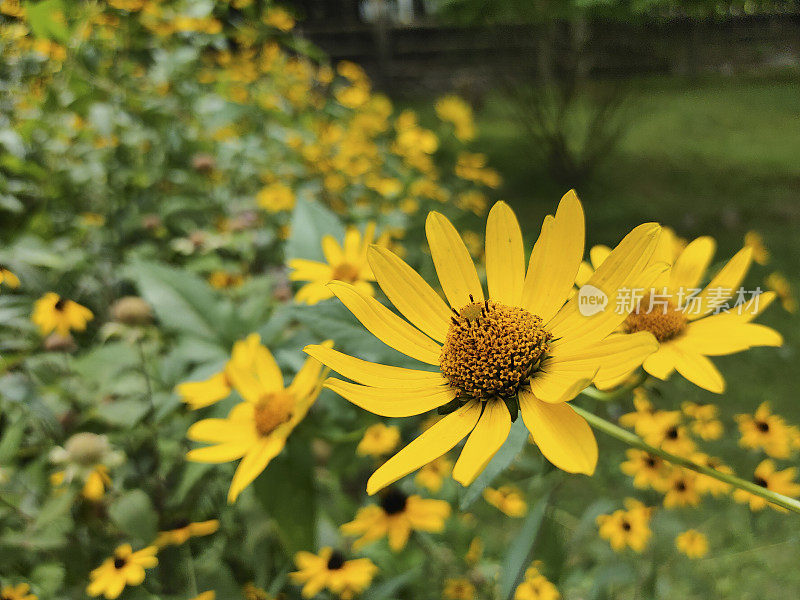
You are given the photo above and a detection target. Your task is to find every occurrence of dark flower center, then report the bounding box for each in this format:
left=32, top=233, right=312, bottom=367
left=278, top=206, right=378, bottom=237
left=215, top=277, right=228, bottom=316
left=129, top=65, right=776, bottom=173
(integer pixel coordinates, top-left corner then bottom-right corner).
left=380, top=489, right=408, bottom=515
left=621, top=520, right=632, bottom=531
left=644, top=455, right=657, bottom=468
left=665, top=426, right=679, bottom=440
left=54, top=298, right=67, bottom=311
left=754, top=476, right=768, bottom=488
left=114, top=557, right=127, bottom=569
left=326, top=550, right=345, bottom=570
left=675, top=480, right=687, bottom=492
left=756, top=420, right=770, bottom=433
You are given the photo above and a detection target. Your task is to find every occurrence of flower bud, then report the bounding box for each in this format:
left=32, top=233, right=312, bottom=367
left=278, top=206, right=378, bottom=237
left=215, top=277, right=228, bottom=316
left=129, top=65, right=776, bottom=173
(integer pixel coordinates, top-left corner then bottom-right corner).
left=111, top=296, right=153, bottom=326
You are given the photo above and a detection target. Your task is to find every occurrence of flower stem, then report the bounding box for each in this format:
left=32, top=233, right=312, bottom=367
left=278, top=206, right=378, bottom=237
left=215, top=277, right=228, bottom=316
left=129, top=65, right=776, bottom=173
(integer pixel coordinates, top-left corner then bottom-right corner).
left=572, top=405, right=800, bottom=515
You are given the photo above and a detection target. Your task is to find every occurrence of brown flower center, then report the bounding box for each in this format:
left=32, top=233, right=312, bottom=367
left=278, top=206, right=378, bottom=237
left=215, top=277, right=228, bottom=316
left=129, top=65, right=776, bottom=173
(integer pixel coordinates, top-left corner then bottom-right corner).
left=54, top=298, right=67, bottom=311
left=755, top=420, right=770, bottom=433
left=623, top=293, right=687, bottom=343
left=326, top=550, right=346, bottom=570
left=113, top=557, right=127, bottom=569
left=439, top=299, right=551, bottom=401
left=621, top=520, right=632, bottom=531
left=331, top=262, right=360, bottom=283
left=253, top=391, right=295, bottom=436
left=380, top=489, right=408, bottom=515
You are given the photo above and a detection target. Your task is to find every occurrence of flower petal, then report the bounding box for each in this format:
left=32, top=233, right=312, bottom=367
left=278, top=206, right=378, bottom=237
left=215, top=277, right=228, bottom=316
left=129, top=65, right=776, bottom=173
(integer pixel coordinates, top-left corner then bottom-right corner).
left=676, top=316, right=783, bottom=356
left=304, top=344, right=446, bottom=388
left=426, top=211, right=484, bottom=309
left=521, top=190, right=585, bottom=323
left=367, top=245, right=452, bottom=342
left=669, top=236, right=716, bottom=292
left=366, top=401, right=481, bottom=494
left=452, top=401, right=511, bottom=486
left=686, top=247, right=753, bottom=320
left=329, top=281, right=442, bottom=365
left=529, top=364, right=597, bottom=404
left=671, top=349, right=725, bottom=393
left=485, top=201, right=525, bottom=306
left=642, top=344, right=678, bottom=379
left=324, top=378, right=456, bottom=417
left=228, top=436, right=285, bottom=502
left=519, top=390, right=597, bottom=475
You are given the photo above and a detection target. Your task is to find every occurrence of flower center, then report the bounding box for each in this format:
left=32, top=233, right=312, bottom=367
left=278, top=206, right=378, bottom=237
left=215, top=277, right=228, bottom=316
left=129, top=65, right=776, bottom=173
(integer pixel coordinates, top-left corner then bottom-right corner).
left=621, top=520, right=632, bottom=532
left=754, top=476, right=768, bottom=488
left=623, top=293, right=687, bottom=343
left=253, top=391, right=295, bottom=437
left=54, top=298, right=67, bottom=311
left=439, top=299, right=551, bottom=402
left=113, top=557, right=127, bottom=569
left=326, top=550, right=346, bottom=570
left=331, top=262, right=360, bottom=283
left=379, top=489, right=408, bottom=515
left=755, top=420, right=770, bottom=433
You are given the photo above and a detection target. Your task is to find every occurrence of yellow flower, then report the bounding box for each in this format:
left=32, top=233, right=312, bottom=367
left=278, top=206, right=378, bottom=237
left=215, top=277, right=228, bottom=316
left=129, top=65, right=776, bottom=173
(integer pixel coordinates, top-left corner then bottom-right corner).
left=455, top=152, right=501, bottom=188
left=619, top=388, right=662, bottom=437
left=242, top=583, right=272, bottom=600
left=733, top=459, right=800, bottom=512
left=735, top=402, right=794, bottom=459
left=341, top=489, right=450, bottom=551
left=483, top=485, right=528, bottom=517
left=176, top=333, right=264, bottom=409
left=765, top=272, right=797, bottom=313
left=596, top=498, right=653, bottom=553
left=744, top=230, right=769, bottom=265
left=681, top=402, right=723, bottom=440
left=31, top=292, right=93, bottom=336
left=0, top=265, right=20, bottom=288
left=155, top=519, right=219, bottom=547
left=357, top=423, right=400, bottom=457
left=691, top=453, right=732, bottom=496
left=51, top=464, right=111, bottom=501
left=415, top=455, right=452, bottom=493
left=186, top=343, right=330, bottom=502
left=0, top=583, right=37, bottom=600
left=675, top=529, right=708, bottom=559
left=465, top=536, right=483, bottom=565
left=305, top=194, right=662, bottom=493
left=641, top=412, right=696, bottom=457
left=443, top=578, right=475, bottom=600
left=620, top=449, right=670, bottom=491
left=435, top=95, right=475, bottom=141
left=87, top=544, right=158, bottom=599
left=514, top=562, right=560, bottom=600
left=290, top=547, right=377, bottom=599
left=257, top=182, right=295, bottom=213
left=662, top=470, right=701, bottom=509
left=263, top=6, right=295, bottom=32
left=208, top=270, right=244, bottom=289
left=288, top=224, right=384, bottom=305
left=188, top=593, right=215, bottom=600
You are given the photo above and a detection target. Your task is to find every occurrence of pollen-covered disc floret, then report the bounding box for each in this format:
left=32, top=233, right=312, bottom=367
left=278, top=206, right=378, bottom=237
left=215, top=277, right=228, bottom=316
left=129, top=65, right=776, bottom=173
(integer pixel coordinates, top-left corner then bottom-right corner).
left=254, top=391, right=295, bottom=436
left=623, top=293, right=687, bottom=343
left=439, top=299, right=552, bottom=400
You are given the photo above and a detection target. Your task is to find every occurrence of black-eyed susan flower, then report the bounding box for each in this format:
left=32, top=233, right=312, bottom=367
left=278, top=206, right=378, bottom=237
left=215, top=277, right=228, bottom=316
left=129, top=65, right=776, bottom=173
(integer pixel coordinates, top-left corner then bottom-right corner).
left=483, top=485, right=528, bottom=517
left=257, top=182, right=295, bottom=213
left=619, top=388, right=662, bottom=437
left=289, top=547, right=377, bottom=599
left=154, top=519, right=219, bottom=547
left=514, top=562, right=560, bottom=600
left=620, top=449, right=670, bottom=491
left=86, top=544, right=158, bottom=599
left=356, top=423, right=400, bottom=458
left=415, top=455, right=452, bottom=493
left=765, top=272, right=796, bottom=313
left=662, top=470, right=701, bottom=509
left=289, top=224, right=386, bottom=305
left=340, top=488, right=450, bottom=551
left=0, top=583, right=37, bottom=600
left=597, top=499, right=654, bottom=553
left=733, top=459, right=800, bottom=512
left=675, top=529, right=709, bottom=559
left=681, top=402, right=723, bottom=440
left=31, top=292, right=93, bottom=336
left=0, top=265, right=20, bottom=289
left=186, top=343, right=329, bottom=502
left=691, top=453, right=733, bottom=496
left=641, top=412, right=696, bottom=457
left=443, top=578, right=475, bottom=600
left=306, top=194, right=663, bottom=493
left=736, top=402, right=795, bottom=459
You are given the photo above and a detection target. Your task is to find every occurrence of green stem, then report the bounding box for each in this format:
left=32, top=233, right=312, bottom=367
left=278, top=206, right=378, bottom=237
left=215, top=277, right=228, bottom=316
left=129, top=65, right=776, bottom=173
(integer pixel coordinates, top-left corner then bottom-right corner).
left=572, top=405, right=800, bottom=515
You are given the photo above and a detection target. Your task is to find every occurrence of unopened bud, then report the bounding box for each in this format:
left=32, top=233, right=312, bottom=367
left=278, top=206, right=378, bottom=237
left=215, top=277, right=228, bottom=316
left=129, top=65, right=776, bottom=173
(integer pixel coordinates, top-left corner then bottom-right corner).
left=111, top=296, right=153, bottom=325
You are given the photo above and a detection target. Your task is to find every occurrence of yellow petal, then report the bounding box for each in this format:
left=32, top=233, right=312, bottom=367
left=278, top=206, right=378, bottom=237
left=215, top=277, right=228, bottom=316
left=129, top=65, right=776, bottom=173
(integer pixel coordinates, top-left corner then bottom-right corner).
left=186, top=443, right=250, bottom=463
left=324, top=378, right=456, bottom=417
left=669, top=236, right=716, bottom=292
left=671, top=349, right=725, bottom=393
left=304, top=344, right=446, bottom=388
left=676, top=317, right=782, bottom=356
left=589, top=245, right=611, bottom=269
left=521, top=190, right=585, bottom=323
left=187, top=414, right=256, bottom=444
left=288, top=259, right=333, bottom=281
left=367, top=245, right=451, bottom=342
left=176, top=372, right=231, bottom=409
left=366, top=401, right=481, bottom=494
left=253, top=344, right=284, bottom=392
left=329, top=281, right=442, bottom=365
left=529, top=364, right=597, bottom=404
left=642, top=344, right=678, bottom=379
left=425, top=211, right=484, bottom=309
left=452, top=401, right=511, bottom=486
left=519, top=390, right=597, bottom=474
left=485, top=201, right=525, bottom=306
left=228, top=437, right=285, bottom=502
left=321, top=235, right=344, bottom=265
left=686, top=247, right=753, bottom=320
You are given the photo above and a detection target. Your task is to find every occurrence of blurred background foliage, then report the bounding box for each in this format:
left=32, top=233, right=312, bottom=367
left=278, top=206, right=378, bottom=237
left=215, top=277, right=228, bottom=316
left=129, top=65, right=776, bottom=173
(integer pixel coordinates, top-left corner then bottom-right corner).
left=1, top=0, right=799, bottom=599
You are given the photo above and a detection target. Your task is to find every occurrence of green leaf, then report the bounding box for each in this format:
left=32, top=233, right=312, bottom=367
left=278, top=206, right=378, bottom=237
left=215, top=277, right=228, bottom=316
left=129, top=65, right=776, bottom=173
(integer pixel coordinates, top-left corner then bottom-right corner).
left=285, top=194, right=345, bottom=262
left=363, top=568, right=421, bottom=600
left=500, top=489, right=551, bottom=600
left=24, top=0, right=70, bottom=43
left=109, top=490, right=158, bottom=545
left=459, top=419, right=529, bottom=509
left=0, top=417, right=26, bottom=462
left=253, top=435, right=316, bottom=556
left=94, top=397, right=151, bottom=427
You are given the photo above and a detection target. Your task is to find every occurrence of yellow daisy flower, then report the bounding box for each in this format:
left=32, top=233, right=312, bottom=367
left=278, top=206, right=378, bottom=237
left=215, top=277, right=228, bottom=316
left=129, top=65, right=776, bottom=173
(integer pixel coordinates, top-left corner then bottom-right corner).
left=596, top=498, right=653, bottom=553
left=257, top=182, right=295, bottom=213
left=51, top=464, right=112, bottom=502
left=0, top=583, right=37, bottom=600
left=619, top=388, right=662, bottom=437
left=691, top=453, right=733, bottom=496
left=86, top=544, right=158, bottom=599
left=675, top=529, right=709, bottom=559
left=340, top=488, right=450, bottom=551
left=306, top=194, right=663, bottom=493
left=483, top=485, right=528, bottom=517
left=662, top=470, right=701, bottom=509
left=681, top=402, right=723, bottom=441
left=514, top=563, right=560, bottom=600
left=356, top=423, right=400, bottom=458
left=154, top=519, right=219, bottom=547
left=263, top=6, right=295, bottom=32
left=289, top=224, right=386, bottom=305
left=735, top=402, right=794, bottom=459
left=733, top=459, right=800, bottom=512
left=765, top=272, right=797, bottom=313
left=444, top=578, right=475, bottom=600
left=415, top=455, right=453, bottom=493
left=31, top=292, right=93, bottom=336
left=186, top=343, right=329, bottom=502
left=620, top=449, right=670, bottom=491
left=641, top=412, right=696, bottom=457
left=289, top=547, right=377, bottom=600
left=0, top=265, right=20, bottom=288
